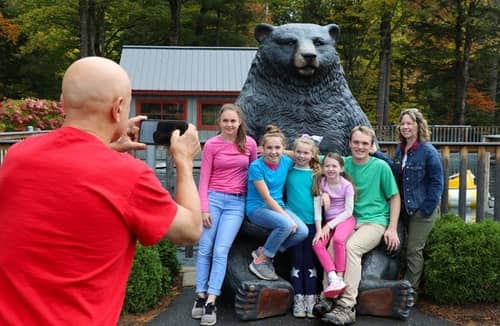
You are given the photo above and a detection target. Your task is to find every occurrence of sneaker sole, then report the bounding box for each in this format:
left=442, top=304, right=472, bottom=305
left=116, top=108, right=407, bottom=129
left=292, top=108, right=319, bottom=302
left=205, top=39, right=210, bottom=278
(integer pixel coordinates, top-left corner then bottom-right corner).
left=200, top=320, right=216, bottom=326
left=192, top=307, right=204, bottom=319
left=324, top=285, right=347, bottom=299
left=248, top=263, right=278, bottom=281
left=191, top=312, right=203, bottom=320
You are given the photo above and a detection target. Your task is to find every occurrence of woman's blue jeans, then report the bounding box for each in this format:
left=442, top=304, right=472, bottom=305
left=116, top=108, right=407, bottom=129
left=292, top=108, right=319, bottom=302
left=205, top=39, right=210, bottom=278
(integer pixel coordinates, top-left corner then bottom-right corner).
left=195, top=191, right=245, bottom=296
left=247, top=207, right=308, bottom=258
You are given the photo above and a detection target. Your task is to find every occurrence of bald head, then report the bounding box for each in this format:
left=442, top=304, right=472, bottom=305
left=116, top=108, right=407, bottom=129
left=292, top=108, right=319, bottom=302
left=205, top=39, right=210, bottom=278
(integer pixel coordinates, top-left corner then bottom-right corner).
left=61, top=57, right=132, bottom=142
left=62, top=56, right=131, bottom=113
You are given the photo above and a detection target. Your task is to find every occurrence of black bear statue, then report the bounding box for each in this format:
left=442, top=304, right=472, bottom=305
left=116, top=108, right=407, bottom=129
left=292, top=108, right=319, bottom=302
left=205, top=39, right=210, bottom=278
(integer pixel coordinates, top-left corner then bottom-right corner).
left=236, top=23, right=371, bottom=153
left=226, top=23, right=414, bottom=321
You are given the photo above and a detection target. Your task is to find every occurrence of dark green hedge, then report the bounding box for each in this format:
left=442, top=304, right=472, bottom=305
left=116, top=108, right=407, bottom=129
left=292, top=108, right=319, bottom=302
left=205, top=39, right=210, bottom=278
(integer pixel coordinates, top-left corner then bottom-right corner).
left=122, top=240, right=181, bottom=314
left=424, top=214, right=500, bottom=304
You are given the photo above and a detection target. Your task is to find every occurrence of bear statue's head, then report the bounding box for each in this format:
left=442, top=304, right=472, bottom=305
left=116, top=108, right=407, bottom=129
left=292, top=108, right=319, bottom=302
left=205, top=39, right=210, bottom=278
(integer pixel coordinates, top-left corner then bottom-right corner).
left=254, top=23, right=340, bottom=79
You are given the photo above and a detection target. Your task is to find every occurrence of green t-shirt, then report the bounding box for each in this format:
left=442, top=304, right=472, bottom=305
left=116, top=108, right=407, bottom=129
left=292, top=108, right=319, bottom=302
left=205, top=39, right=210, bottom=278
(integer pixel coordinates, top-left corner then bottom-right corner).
left=344, top=156, right=399, bottom=227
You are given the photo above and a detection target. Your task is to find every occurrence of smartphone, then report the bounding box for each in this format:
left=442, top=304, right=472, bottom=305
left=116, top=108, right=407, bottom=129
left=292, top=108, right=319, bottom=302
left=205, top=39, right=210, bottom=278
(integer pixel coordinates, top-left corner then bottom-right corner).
left=139, top=119, right=188, bottom=146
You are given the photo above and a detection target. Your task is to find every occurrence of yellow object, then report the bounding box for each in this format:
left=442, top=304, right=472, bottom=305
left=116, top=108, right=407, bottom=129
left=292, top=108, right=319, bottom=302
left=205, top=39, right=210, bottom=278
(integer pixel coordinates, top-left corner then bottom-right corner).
left=448, top=169, right=476, bottom=189
left=448, top=169, right=477, bottom=208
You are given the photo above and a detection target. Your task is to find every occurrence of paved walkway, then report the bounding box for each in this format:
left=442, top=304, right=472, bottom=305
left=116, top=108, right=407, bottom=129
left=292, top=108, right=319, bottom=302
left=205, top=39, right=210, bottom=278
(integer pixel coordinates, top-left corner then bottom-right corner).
left=147, top=286, right=457, bottom=326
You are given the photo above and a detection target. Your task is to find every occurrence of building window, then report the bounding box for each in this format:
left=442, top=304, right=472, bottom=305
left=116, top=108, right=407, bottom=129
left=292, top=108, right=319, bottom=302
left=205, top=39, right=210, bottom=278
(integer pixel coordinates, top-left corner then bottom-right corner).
left=197, top=100, right=235, bottom=130
left=137, top=100, right=187, bottom=120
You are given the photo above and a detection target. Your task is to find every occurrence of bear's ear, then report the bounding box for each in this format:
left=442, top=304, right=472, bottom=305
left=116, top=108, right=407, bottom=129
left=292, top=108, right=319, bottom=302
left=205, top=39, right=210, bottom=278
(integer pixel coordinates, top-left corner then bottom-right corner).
left=254, top=24, right=275, bottom=44
left=325, top=24, right=340, bottom=42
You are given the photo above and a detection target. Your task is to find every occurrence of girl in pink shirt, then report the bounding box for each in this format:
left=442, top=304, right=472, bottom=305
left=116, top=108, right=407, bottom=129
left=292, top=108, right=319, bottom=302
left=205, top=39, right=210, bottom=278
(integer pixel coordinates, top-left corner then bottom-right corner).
left=192, top=104, right=257, bottom=326
left=312, top=153, right=356, bottom=299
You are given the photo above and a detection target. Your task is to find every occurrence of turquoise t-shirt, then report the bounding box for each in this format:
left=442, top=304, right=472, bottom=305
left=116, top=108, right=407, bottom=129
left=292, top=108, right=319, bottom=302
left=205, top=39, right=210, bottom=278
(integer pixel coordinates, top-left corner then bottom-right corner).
left=246, top=155, right=293, bottom=215
left=343, top=156, right=399, bottom=227
left=285, top=167, right=314, bottom=224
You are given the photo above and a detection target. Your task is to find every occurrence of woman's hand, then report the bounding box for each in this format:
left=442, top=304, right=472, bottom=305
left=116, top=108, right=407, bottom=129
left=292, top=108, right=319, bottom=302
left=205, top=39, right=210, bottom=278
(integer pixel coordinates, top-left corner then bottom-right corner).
left=202, top=212, right=212, bottom=228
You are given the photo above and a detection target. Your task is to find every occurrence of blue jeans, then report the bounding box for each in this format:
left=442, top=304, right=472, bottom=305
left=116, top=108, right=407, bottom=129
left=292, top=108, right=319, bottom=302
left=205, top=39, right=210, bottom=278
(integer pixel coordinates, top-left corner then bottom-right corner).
left=247, top=207, right=308, bottom=258
left=196, top=191, right=245, bottom=296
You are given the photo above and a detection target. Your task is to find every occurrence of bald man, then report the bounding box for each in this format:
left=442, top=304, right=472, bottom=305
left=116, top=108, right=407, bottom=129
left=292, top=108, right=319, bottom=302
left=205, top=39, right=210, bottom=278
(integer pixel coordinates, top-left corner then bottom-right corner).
left=0, top=57, right=202, bottom=325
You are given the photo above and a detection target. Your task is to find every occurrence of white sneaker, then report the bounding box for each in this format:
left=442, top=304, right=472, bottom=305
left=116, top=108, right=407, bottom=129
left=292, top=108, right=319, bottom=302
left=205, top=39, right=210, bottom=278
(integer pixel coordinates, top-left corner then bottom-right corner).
left=324, top=278, right=347, bottom=299
left=293, top=294, right=306, bottom=318
left=305, top=294, right=317, bottom=318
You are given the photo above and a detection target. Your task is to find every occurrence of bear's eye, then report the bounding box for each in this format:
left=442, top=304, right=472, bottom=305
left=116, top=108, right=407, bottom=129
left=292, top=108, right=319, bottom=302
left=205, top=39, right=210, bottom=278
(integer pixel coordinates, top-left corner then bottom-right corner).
left=313, top=38, right=326, bottom=46
left=277, top=38, right=296, bottom=46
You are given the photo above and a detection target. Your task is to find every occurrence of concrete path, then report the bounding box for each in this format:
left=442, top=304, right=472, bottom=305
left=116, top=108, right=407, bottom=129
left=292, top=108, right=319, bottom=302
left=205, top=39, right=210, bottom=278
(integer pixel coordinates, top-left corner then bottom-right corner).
left=147, top=286, right=457, bottom=326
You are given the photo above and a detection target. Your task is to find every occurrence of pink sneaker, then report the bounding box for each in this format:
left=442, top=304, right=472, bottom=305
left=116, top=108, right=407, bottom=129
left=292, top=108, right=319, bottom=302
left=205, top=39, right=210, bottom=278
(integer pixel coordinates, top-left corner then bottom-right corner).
left=324, top=279, right=347, bottom=299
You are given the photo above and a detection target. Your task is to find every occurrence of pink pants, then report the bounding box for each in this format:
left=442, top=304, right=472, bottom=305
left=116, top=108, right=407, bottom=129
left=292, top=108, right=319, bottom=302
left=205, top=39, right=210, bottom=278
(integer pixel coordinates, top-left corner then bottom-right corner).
left=312, top=216, right=355, bottom=273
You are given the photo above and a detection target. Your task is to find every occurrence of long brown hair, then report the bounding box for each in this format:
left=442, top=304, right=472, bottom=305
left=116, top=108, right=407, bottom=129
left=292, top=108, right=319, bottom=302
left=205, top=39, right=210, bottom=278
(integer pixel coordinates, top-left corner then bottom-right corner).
left=217, top=103, right=248, bottom=153
left=293, top=136, right=322, bottom=196
left=321, top=152, right=357, bottom=200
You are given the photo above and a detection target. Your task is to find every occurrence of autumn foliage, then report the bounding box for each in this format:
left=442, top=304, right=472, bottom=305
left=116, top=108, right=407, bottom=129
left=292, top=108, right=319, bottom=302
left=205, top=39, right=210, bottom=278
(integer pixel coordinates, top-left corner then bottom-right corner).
left=467, top=86, right=497, bottom=112
left=0, top=98, right=65, bottom=132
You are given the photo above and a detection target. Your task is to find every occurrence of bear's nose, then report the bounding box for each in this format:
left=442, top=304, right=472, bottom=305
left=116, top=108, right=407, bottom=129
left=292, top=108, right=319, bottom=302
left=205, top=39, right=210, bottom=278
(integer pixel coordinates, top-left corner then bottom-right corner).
left=302, top=53, right=317, bottom=61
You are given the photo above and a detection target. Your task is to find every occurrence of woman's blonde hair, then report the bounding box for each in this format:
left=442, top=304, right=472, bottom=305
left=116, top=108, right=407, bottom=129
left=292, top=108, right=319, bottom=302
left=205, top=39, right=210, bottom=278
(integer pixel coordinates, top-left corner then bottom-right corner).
left=396, top=108, right=431, bottom=142
left=217, top=103, right=248, bottom=153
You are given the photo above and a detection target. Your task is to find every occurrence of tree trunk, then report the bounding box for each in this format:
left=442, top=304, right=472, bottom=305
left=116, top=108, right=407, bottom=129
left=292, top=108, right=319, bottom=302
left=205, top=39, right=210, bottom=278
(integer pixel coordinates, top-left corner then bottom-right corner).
left=194, top=1, right=208, bottom=46
left=79, top=0, right=89, bottom=57
left=454, top=0, right=471, bottom=125
left=487, top=1, right=499, bottom=124
left=215, top=8, right=221, bottom=46
left=168, top=0, right=181, bottom=45
left=94, top=2, right=105, bottom=56
left=376, top=10, right=391, bottom=126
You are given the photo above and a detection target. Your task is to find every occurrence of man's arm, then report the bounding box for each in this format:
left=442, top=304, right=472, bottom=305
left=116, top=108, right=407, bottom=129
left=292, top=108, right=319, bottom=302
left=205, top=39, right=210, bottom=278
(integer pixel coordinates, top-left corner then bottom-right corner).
left=164, top=125, right=203, bottom=245
left=384, top=193, right=401, bottom=252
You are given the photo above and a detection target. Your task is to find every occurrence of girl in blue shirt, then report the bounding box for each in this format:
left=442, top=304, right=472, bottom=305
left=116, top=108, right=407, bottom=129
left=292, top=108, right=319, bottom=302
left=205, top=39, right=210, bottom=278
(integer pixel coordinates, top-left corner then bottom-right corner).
left=246, top=125, right=308, bottom=281
left=285, top=135, right=322, bottom=318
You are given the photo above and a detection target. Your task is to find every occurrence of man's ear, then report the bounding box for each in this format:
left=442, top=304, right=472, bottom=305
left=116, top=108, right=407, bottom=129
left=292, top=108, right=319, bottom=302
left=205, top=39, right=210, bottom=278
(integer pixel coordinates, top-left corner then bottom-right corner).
left=110, top=97, right=124, bottom=122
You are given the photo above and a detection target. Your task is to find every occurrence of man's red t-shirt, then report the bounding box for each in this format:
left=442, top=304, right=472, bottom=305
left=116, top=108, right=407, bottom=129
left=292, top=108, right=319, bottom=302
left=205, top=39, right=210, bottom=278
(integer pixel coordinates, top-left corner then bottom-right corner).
left=0, top=127, right=177, bottom=325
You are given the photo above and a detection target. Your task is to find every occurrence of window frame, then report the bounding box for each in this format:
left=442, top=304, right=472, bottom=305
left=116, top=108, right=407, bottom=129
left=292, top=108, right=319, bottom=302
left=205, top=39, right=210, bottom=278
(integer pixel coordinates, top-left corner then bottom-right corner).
left=197, top=99, right=235, bottom=131
left=136, top=98, right=188, bottom=121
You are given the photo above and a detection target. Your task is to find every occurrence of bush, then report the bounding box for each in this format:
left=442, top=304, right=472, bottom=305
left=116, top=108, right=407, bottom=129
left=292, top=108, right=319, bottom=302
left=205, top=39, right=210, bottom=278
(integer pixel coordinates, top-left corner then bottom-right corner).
left=0, top=98, right=64, bottom=131
left=156, top=239, right=181, bottom=291
left=123, top=240, right=181, bottom=314
left=424, top=214, right=500, bottom=304
left=123, top=244, right=165, bottom=314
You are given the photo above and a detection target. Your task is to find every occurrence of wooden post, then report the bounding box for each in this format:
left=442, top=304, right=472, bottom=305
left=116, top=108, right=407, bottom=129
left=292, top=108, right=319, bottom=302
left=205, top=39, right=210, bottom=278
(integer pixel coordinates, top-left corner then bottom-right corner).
left=440, top=146, right=450, bottom=215
left=475, top=147, right=488, bottom=222
left=458, top=147, right=468, bottom=220
left=495, top=147, right=500, bottom=221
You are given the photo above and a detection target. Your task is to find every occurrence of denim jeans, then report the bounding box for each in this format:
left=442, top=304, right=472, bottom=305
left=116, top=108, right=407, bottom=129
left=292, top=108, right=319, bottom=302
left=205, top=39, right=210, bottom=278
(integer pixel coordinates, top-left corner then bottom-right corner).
left=196, top=191, right=245, bottom=296
left=247, top=207, right=308, bottom=258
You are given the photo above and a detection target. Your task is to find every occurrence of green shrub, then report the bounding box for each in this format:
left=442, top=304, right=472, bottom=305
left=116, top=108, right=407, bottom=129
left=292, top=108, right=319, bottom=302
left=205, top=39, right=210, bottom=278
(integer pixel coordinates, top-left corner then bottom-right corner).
left=156, top=239, right=181, bottom=291
left=424, top=214, right=500, bottom=304
left=123, top=244, right=164, bottom=314
left=0, top=98, right=64, bottom=131
left=122, top=240, right=181, bottom=314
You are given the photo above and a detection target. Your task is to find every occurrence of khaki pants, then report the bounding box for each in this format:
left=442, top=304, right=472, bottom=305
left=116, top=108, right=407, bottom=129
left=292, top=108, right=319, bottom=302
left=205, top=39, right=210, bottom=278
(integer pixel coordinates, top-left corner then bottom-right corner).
left=337, top=223, right=386, bottom=308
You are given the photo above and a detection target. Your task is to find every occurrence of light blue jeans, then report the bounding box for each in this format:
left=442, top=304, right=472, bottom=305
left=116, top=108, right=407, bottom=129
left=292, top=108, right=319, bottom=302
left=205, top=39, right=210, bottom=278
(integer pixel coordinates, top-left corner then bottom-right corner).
left=195, top=191, right=245, bottom=296
left=247, top=207, right=308, bottom=258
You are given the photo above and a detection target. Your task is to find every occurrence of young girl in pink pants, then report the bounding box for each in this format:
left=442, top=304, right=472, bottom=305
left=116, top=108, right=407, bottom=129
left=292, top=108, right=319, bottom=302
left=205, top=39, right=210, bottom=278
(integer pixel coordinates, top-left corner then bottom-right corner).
left=312, top=153, right=356, bottom=299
